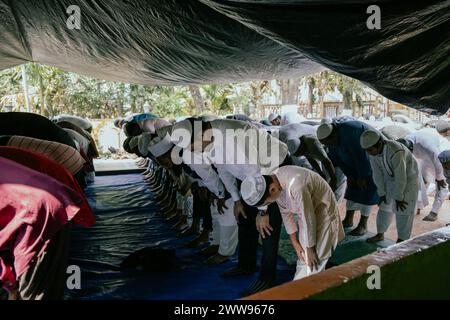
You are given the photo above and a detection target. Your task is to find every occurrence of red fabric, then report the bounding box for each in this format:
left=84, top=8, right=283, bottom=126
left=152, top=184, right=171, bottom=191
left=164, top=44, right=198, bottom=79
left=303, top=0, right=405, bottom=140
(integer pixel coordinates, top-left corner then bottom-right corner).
left=0, top=146, right=95, bottom=227
left=0, top=157, right=84, bottom=292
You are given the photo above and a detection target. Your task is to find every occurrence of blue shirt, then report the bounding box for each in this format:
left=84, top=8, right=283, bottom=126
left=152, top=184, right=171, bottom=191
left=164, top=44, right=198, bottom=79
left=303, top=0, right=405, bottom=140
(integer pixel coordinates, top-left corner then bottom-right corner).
left=328, top=120, right=379, bottom=205
left=132, top=113, right=159, bottom=122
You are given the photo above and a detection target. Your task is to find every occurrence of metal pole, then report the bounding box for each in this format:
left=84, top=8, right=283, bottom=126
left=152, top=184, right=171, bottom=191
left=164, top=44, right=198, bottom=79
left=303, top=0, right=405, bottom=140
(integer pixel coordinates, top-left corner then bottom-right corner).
left=21, top=64, right=31, bottom=112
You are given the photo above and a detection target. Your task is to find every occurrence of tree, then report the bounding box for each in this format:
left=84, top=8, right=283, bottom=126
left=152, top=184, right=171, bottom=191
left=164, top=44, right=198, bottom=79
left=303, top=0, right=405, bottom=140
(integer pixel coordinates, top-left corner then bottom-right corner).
left=0, top=66, right=23, bottom=110
left=300, top=76, right=316, bottom=116
left=279, top=79, right=300, bottom=105
left=27, top=63, right=48, bottom=116
left=249, top=80, right=272, bottom=115
left=188, top=85, right=205, bottom=114
left=201, top=84, right=233, bottom=115
left=335, top=75, right=365, bottom=115
left=0, top=63, right=374, bottom=121
left=301, top=71, right=361, bottom=118
left=311, top=71, right=337, bottom=118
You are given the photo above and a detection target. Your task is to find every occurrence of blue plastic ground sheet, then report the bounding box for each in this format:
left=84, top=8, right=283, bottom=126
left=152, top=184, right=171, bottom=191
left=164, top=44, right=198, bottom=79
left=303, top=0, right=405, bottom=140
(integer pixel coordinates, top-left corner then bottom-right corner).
left=65, top=173, right=295, bottom=300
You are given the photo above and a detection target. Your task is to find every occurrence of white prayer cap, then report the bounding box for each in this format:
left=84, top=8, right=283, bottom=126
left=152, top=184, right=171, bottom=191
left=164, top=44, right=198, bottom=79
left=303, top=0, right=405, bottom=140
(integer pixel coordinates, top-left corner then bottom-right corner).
left=138, top=133, right=152, bottom=156
left=268, top=113, right=280, bottom=122
left=317, top=123, right=334, bottom=140
left=287, top=139, right=301, bottom=156
left=360, top=130, right=382, bottom=149
left=438, top=150, right=450, bottom=163
left=241, top=175, right=267, bottom=206
left=148, top=134, right=174, bottom=157
left=435, top=120, right=450, bottom=133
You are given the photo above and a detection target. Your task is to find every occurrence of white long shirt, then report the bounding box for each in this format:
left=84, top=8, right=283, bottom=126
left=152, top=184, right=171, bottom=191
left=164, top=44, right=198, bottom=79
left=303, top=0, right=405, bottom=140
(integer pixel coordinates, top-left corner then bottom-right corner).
left=405, top=128, right=450, bottom=181
left=276, top=123, right=317, bottom=143
left=206, top=119, right=288, bottom=201
left=369, top=140, right=419, bottom=203
left=274, top=166, right=344, bottom=260
left=182, top=149, right=227, bottom=199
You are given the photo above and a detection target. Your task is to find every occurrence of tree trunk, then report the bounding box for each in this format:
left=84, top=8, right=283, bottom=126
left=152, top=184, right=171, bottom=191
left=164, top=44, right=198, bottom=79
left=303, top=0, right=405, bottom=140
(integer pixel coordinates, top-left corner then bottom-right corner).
left=250, top=82, right=263, bottom=117
left=38, top=76, right=46, bottom=116
left=130, top=85, right=138, bottom=113
left=338, top=91, right=352, bottom=116
left=116, top=84, right=125, bottom=117
left=319, top=90, right=325, bottom=118
left=188, top=85, right=204, bottom=114
left=307, top=82, right=314, bottom=115
left=386, top=98, right=390, bottom=117
left=280, top=79, right=300, bottom=105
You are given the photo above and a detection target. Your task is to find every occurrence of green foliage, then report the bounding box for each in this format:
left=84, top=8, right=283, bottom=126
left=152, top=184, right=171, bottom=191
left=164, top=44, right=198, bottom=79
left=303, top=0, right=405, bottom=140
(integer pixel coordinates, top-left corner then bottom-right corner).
left=0, top=63, right=369, bottom=119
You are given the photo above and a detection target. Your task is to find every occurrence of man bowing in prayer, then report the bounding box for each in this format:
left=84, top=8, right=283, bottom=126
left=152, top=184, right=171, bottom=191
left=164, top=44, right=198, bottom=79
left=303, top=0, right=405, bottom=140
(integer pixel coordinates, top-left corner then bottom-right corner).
left=360, top=130, right=419, bottom=243
left=317, top=120, right=379, bottom=236
left=241, top=166, right=345, bottom=280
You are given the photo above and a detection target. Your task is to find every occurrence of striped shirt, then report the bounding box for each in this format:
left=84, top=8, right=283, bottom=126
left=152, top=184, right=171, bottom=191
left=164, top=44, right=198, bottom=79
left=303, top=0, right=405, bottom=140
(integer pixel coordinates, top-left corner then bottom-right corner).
left=7, top=136, right=86, bottom=174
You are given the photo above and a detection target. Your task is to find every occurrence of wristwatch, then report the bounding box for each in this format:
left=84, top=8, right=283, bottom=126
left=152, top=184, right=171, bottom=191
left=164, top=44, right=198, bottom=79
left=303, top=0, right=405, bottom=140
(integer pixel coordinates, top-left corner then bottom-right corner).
left=259, top=210, right=267, bottom=217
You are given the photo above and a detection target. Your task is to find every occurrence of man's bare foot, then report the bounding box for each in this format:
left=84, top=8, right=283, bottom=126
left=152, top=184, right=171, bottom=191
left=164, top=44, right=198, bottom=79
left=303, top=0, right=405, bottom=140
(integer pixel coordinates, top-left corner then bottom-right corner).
left=349, top=225, right=367, bottom=236
left=342, top=211, right=355, bottom=228
left=366, top=233, right=384, bottom=243
left=199, top=245, right=219, bottom=257
left=204, top=253, right=229, bottom=265
left=423, top=212, right=438, bottom=222
left=8, top=289, right=19, bottom=300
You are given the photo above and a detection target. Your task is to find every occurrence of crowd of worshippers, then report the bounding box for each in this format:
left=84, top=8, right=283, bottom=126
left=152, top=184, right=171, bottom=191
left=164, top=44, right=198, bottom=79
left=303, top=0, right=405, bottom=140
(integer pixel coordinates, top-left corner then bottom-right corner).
left=0, top=112, right=97, bottom=300
left=2, top=111, right=450, bottom=300
left=118, top=112, right=450, bottom=297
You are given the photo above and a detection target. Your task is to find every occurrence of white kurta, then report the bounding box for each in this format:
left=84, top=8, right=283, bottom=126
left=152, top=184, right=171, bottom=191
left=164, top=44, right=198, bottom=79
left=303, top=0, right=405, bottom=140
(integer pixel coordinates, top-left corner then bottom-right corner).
left=182, top=149, right=226, bottom=199
left=369, top=140, right=419, bottom=240
left=182, top=149, right=238, bottom=256
left=210, top=197, right=239, bottom=256
left=334, top=167, right=347, bottom=204
left=276, top=123, right=317, bottom=143
left=274, top=166, right=345, bottom=280
left=380, top=124, right=412, bottom=140
left=406, top=128, right=450, bottom=213
left=206, top=119, right=288, bottom=201
left=281, top=112, right=304, bottom=125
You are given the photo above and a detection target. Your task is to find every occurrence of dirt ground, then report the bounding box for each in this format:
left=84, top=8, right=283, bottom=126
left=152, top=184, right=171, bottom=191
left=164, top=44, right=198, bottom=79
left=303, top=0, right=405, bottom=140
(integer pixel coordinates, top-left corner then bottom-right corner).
left=339, top=194, right=450, bottom=241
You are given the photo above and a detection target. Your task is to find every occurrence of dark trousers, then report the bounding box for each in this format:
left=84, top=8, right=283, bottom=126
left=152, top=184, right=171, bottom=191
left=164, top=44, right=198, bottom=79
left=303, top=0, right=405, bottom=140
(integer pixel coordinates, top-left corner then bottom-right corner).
left=237, top=154, right=292, bottom=282
left=192, top=190, right=213, bottom=231
left=237, top=197, right=282, bottom=282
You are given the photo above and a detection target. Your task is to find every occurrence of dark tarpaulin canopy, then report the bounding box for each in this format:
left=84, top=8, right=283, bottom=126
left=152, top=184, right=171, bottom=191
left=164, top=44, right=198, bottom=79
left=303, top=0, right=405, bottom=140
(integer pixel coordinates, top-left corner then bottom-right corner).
left=0, top=0, right=449, bottom=114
